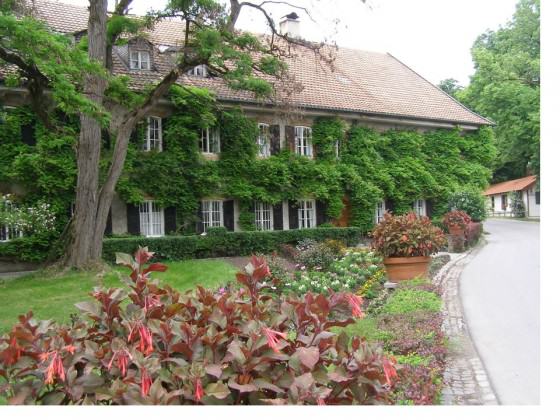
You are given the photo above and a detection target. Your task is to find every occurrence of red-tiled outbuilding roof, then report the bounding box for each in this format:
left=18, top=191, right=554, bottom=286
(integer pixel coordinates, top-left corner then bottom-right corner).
left=483, top=175, right=537, bottom=196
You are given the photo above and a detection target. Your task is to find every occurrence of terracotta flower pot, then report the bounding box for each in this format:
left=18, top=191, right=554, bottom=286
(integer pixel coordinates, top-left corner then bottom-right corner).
left=448, top=225, right=464, bottom=236
left=383, top=256, right=431, bottom=282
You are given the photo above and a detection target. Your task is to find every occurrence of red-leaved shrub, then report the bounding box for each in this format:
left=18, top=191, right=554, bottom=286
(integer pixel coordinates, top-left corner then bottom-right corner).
left=0, top=247, right=396, bottom=405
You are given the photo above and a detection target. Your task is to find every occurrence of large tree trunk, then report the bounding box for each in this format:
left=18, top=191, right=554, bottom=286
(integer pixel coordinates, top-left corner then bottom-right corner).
left=61, top=0, right=108, bottom=269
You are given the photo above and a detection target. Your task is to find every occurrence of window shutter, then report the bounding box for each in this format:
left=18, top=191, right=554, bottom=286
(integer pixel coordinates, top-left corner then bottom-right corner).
left=316, top=200, right=328, bottom=226
left=104, top=208, right=113, bottom=235
left=270, top=124, right=280, bottom=155
left=385, top=199, right=395, bottom=214
left=288, top=200, right=299, bottom=229
left=196, top=202, right=204, bottom=234
left=21, top=122, right=36, bottom=146
left=126, top=203, right=140, bottom=235
left=223, top=200, right=235, bottom=231
left=285, top=125, right=295, bottom=152
left=426, top=199, right=434, bottom=218
left=161, top=118, right=167, bottom=151
left=164, top=206, right=177, bottom=234
left=273, top=203, right=284, bottom=230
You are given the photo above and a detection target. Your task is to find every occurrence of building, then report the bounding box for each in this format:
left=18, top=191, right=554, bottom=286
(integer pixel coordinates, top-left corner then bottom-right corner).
left=484, top=175, right=540, bottom=218
left=0, top=0, right=493, bottom=239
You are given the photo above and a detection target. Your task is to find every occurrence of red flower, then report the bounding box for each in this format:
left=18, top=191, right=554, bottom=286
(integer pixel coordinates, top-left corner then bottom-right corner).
left=194, top=378, right=204, bottom=402
left=128, top=322, right=153, bottom=355
left=382, top=357, right=398, bottom=387
left=108, top=349, right=132, bottom=377
left=140, top=367, right=152, bottom=397
left=262, top=327, right=287, bottom=353
left=43, top=351, right=65, bottom=384
left=345, top=293, right=364, bottom=318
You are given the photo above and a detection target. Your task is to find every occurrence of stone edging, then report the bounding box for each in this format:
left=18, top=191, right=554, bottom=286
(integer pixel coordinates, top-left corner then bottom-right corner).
left=432, top=242, right=499, bottom=405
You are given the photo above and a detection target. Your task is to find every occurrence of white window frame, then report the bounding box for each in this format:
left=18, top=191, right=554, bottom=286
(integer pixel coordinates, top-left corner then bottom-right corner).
left=334, top=140, right=340, bottom=159
left=139, top=200, right=164, bottom=237
left=257, top=123, right=271, bottom=158
left=144, top=116, right=162, bottom=152
left=201, top=200, right=223, bottom=232
left=0, top=200, right=23, bottom=242
left=298, top=199, right=316, bottom=229
left=412, top=199, right=426, bottom=217
left=187, top=64, right=208, bottom=77
left=130, top=50, right=151, bottom=70
left=200, top=127, right=220, bottom=154
left=254, top=201, right=273, bottom=231
left=375, top=200, right=386, bottom=224
left=295, top=126, right=313, bottom=157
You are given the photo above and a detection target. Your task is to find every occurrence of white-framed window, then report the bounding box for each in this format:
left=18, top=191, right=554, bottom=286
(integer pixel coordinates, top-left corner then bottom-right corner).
left=254, top=201, right=273, bottom=231
left=0, top=200, right=23, bottom=242
left=412, top=199, right=426, bottom=217
left=334, top=140, right=340, bottom=159
left=298, top=199, right=316, bottom=229
left=375, top=200, right=386, bottom=224
left=295, top=126, right=313, bottom=157
left=187, top=64, right=208, bottom=77
left=201, top=200, right=223, bottom=232
left=200, top=127, right=220, bottom=154
left=130, top=50, right=150, bottom=70
left=257, top=123, right=271, bottom=157
left=144, top=116, right=162, bottom=152
left=139, top=201, right=164, bottom=237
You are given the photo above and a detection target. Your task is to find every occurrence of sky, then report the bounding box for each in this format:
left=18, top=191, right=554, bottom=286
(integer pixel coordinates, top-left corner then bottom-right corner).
left=55, top=0, right=519, bottom=86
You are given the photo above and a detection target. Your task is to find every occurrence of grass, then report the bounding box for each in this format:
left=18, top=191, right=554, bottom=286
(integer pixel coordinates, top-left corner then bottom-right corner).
left=333, top=317, right=393, bottom=343
left=0, top=259, right=238, bottom=333
left=382, top=288, right=441, bottom=314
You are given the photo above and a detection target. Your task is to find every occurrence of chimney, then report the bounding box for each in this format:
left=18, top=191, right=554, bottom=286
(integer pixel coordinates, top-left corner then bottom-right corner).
left=279, top=12, right=300, bottom=38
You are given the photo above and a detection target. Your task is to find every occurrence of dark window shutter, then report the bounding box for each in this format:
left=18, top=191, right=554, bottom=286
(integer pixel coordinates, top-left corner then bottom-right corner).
left=223, top=200, right=235, bottom=231
left=196, top=202, right=204, bottom=234
left=288, top=200, right=299, bottom=229
left=385, top=199, right=395, bottom=213
left=426, top=199, right=434, bottom=218
left=164, top=206, right=176, bottom=234
left=285, top=125, right=295, bottom=152
left=127, top=204, right=140, bottom=235
left=536, top=191, right=540, bottom=205
left=273, top=203, right=284, bottom=230
left=21, top=123, right=36, bottom=146
left=270, top=124, right=280, bottom=155
left=161, top=118, right=167, bottom=151
left=316, top=200, right=328, bottom=226
left=104, top=208, right=113, bottom=235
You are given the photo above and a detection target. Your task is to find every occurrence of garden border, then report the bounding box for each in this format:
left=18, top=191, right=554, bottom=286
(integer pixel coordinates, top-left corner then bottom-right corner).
left=432, top=239, right=499, bottom=405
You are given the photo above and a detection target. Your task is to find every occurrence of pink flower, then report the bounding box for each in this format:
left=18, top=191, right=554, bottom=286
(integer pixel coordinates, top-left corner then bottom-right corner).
left=262, top=327, right=287, bottom=353
left=108, top=349, right=132, bottom=377
left=140, top=367, right=152, bottom=397
left=194, top=378, right=204, bottom=402
left=128, top=322, right=153, bottom=355
left=345, top=293, right=364, bottom=318
left=382, top=357, right=398, bottom=387
left=43, top=351, right=65, bottom=384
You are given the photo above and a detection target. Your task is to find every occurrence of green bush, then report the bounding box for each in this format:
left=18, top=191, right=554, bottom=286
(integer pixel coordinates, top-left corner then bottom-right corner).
left=382, top=289, right=441, bottom=314
left=448, top=188, right=487, bottom=222
left=102, top=227, right=361, bottom=262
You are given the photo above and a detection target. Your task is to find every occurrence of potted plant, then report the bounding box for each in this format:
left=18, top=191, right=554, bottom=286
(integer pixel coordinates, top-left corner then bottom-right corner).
left=371, top=212, right=446, bottom=282
left=442, top=210, right=472, bottom=236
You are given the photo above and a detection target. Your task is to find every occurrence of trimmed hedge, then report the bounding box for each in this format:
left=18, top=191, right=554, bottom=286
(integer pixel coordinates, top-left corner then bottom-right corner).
left=102, top=227, right=362, bottom=262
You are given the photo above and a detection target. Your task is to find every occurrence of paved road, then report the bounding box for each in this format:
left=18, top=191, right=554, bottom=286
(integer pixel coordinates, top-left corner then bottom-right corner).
left=460, top=219, right=540, bottom=405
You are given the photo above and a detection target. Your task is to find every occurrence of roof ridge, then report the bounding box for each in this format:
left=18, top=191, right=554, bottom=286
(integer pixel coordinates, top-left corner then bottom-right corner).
left=386, top=53, right=494, bottom=126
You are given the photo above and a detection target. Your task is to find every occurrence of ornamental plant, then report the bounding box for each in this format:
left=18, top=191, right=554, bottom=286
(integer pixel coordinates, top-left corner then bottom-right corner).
left=370, top=213, right=446, bottom=258
left=448, top=188, right=487, bottom=222
left=442, top=210, right=472, bottom=231
left=0, top=247, right=397, bottom=405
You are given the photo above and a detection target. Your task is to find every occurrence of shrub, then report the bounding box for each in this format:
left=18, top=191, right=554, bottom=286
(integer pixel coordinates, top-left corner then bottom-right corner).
left=509, top=192, right=526, bottom=217
left=370, top=213, right=445, bottom=258
left=294, top=239, right=338, bottom=271
left=102, top=227, right=361, bottom=262
left=382, top=289, right=441, bottom=314
left=442, top=210, right=472, bottom=231
left=0, top=247, right=397, bottom=405
left=448, top=188, right=486, bottom=222
left=205, top=226, right=228, bottom=236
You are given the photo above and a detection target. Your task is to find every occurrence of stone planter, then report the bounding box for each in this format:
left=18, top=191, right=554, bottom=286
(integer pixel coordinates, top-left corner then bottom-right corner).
left=383, top=256, right=431, bottom=282
left=448, top=225, right=465, bottom=237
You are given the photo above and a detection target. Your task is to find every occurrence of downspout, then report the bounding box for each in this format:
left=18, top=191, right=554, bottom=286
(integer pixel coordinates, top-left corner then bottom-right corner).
left=526, top=189, right=530, bottom=218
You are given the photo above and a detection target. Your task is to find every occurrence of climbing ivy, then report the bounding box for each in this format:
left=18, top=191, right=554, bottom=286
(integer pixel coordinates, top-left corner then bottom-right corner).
left=1, top=85, right=496, bottom=253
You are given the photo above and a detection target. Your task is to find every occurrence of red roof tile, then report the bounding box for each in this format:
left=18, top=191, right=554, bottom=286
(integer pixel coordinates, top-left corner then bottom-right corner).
left=483, top=175, right=537, bottom=196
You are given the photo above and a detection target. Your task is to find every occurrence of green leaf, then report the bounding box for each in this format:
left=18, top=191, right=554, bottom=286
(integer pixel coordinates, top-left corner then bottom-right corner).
left=205, top=382, right=230, bottom=399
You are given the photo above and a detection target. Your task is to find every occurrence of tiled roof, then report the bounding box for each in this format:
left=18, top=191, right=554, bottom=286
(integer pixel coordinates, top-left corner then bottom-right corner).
left=483, top=175, right=537, bottom=196
left=14, top=0, right=491, bottom=126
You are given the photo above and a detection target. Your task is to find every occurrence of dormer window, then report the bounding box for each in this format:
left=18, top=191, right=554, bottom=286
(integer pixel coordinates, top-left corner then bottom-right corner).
left=187, top=64, right=208, bottom=77
left=130, top=50, right=150, bottom=70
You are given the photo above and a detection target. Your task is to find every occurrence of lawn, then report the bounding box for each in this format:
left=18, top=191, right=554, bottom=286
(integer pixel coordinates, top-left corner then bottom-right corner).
left=0, top=259, right=238, bottom=333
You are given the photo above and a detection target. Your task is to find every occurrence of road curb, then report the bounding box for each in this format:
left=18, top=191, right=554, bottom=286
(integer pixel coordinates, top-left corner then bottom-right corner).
left=433, top=239, right=500, bottom=405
